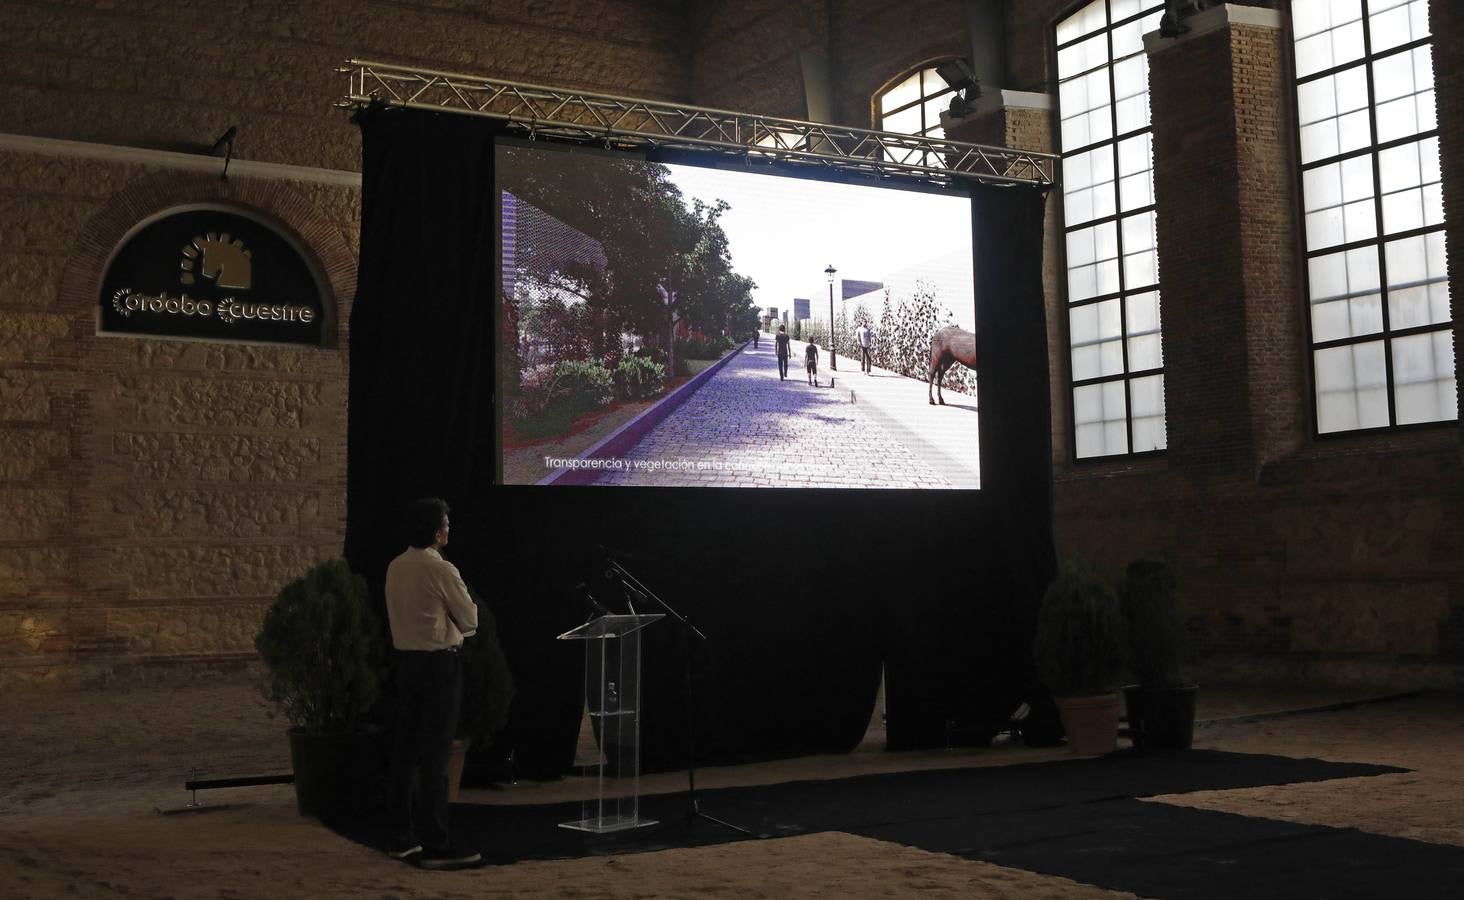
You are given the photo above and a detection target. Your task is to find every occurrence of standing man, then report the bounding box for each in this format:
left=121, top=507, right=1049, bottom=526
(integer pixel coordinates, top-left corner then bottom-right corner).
left=385, top=497, right=481, bottom=869
left=856, top=321, right=874, bottom=374
left=774, top=324, right=791, bottom=380
left=753, top=329, right=760, bottom=349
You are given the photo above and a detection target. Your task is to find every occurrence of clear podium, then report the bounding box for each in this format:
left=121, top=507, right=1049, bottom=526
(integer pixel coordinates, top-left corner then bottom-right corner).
left=556, top=612, right=664, bottom=833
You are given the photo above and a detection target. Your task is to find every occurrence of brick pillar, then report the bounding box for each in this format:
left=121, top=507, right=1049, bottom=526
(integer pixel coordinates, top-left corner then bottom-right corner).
left=943, top=91, right=1068, bottom=463
left=1434, top=0, right=1464, bottom=432
left=1145, top=5, right=1303, bottom=477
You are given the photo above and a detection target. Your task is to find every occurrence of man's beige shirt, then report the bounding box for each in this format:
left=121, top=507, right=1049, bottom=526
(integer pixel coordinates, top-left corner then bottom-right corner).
left=385, top=546, right=479, bottom=651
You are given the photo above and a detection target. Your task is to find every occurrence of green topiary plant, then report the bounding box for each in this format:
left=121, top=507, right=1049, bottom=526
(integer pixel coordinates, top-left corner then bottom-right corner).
left=1122, top=559, right=1188, bottom=688
left=255, top=559, right=382, bottom=733
left=1033, top=558, right=1127, bottom=697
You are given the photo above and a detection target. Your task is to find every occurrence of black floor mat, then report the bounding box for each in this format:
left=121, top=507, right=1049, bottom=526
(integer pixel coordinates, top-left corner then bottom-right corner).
left=331, top=749, right=1464, bottom=897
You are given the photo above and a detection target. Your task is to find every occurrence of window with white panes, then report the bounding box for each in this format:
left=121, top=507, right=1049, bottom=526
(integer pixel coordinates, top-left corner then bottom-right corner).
left=1291, top=0, right=1455, bottom=433
left=1056, top=0, right=1168, bottom=458
left=876, top=65, right=956, bottom=167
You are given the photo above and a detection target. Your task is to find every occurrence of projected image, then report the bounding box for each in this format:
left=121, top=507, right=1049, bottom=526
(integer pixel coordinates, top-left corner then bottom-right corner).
left=497, top=142, right=979, bottom=489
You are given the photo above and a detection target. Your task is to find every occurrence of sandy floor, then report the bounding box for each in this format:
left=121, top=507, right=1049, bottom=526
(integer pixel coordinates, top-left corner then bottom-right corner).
left=2, top=674, right=1460, bottom=898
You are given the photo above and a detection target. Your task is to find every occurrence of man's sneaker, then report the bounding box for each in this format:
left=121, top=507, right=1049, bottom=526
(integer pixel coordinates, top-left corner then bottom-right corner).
left=418, top=845, right=482, bottom=870
left=386, top=835, right=422, bottom=860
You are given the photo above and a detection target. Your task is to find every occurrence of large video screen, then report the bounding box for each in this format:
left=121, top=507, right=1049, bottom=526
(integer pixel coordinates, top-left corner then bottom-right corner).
left=497, top=140, right=979, bottom=489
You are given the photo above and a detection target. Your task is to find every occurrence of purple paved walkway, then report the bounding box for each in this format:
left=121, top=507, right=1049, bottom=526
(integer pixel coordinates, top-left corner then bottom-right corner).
left=589, top=335, right=953, bottom=488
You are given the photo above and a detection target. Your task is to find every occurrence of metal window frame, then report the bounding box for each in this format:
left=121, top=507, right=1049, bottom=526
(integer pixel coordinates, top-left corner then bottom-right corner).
left=1290, top=0, right=1455, bottom=437
left=1056, top=0, right=1169, bottom=460
left=337, top=60, right=1055, bottom=188
left=876, top=66, right=957, bottom=136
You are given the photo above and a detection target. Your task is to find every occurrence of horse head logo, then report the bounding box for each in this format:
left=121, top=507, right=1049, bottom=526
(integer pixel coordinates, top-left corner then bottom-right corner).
left=180, top=232, right=252, bottom=290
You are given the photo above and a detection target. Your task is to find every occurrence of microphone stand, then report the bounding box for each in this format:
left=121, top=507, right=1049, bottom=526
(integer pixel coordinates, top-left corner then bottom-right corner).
left=605, top=557, right=756, bottom=838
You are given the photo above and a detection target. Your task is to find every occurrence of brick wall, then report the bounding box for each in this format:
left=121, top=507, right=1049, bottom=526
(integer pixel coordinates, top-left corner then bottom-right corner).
left=1149, top=23, right=1258, bottom=475
left=0, top=0, right=689, bottom=172
left=688, top=0, right=968, bottom=127
left=0, top=0, right=688, bottom=684
left=689, top=0, right=824, bottom=119
left=1008, top=1, right=1464, bottom=687
left=828, top=0, right=967, bottom=126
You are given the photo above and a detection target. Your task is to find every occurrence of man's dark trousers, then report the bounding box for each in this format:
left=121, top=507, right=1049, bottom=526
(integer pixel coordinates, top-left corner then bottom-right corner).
left=389, top=649, right=462, bottom=850
left=777, top=354, right=788, bottom=379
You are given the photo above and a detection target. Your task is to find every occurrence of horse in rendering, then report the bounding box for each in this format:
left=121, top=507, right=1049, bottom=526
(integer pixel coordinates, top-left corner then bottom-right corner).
left=927, top=325, right=976, bottom=405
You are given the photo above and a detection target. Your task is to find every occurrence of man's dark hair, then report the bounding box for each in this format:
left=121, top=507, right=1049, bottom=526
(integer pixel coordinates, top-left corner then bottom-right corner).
left=405, top=497, right=450, bottom=549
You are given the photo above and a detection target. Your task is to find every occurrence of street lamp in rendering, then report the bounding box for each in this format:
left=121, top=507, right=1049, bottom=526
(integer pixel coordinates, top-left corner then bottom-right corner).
left=824, top=264, right=837, bottom=370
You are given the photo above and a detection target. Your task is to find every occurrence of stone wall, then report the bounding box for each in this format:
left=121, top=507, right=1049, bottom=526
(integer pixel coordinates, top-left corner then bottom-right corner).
left=0, top=149, right=360, bottom=684
left=0, top=0, right=689, bottom=684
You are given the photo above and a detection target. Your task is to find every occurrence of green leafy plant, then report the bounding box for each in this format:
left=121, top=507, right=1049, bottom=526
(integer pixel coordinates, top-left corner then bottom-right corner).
left=509, top=359, right=616, bottom=439
left=674, top=334, right=733, bottom=361
left=459, top=585, right=517, bottom=745
left=1122, top=559, right=1189, bottom=687
left=255, top=559, right=382, bottom=732
left=1033, top=558, right=1127, bottom=697
left=613, top=355, right=667, bottom=401
left=549, top=359, right=615, bottom=414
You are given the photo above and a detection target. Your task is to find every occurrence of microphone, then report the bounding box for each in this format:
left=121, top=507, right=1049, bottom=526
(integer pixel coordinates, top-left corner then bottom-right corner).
left=575, top=582, right=611, bottom=615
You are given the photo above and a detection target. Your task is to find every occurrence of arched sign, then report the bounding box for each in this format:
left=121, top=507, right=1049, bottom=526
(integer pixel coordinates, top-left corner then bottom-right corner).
left=99, top=207, right=325, bottom=345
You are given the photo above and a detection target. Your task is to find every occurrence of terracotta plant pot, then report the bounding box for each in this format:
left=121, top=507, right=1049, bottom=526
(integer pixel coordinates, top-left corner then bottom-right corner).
left=1055, top=693, right=1121, bottom=755
left=447, top=737, right=471, bottom=802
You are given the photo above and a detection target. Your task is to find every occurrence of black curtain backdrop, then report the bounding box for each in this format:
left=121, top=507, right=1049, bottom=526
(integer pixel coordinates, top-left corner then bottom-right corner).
left=345, top=107, right=1055, bottom=774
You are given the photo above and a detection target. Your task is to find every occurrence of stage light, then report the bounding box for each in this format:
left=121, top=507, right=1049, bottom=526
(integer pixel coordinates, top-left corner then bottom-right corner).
left=935, top=59, right=980, bottom=119
left=1158, top=0, right=1196, bottom=38
left=824, top=264, right=837, bottom=371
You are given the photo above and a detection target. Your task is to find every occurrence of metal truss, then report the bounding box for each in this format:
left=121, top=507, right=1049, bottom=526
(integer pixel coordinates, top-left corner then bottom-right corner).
left=337, top=60, right=1055, bottom=188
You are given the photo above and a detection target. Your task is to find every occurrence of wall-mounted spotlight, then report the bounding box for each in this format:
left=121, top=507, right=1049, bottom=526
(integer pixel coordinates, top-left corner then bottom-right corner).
left=935, top=59, right=981, bottom=120
left=1159, top=0, right=1216, bottom=38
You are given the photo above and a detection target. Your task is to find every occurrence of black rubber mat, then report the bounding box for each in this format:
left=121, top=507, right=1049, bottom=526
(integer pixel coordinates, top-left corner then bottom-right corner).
left=331, top=749, right=1464, bottom=897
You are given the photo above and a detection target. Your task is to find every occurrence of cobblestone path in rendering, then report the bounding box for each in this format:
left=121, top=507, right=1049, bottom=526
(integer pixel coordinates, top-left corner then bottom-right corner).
left=592, top=341, right=947, bottom=488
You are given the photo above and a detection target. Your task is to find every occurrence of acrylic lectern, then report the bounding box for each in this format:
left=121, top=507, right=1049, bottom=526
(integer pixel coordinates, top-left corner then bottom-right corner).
left=556, top=612, right=664, bottom=833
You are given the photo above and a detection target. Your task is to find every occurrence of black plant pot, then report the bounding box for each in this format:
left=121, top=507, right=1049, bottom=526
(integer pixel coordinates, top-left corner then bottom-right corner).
left=1123, top=684, right=1198, bottom=751
left=1016, top=692, right=1066, bottom=747
left=288, top=727, right=384, bottom=819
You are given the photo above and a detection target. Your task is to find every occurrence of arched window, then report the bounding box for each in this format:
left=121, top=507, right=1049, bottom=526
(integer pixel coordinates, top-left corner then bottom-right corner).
left=1290, top=0, right=1455, bottom=432
left=875, top=64, right=956, bottom=140
left=1055, top=0, right=1168, bottom=458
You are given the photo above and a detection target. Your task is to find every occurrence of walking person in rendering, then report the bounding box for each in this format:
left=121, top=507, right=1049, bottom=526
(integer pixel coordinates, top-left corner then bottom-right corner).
left=856, top=321, right=874, bottom=374
left=753, top=329, right=760, bottom=349
left=805, top=340, right=820, bottom=387
left=775, top=325, right=790, bottom=380
left=385, top=497, right=481, bottom=870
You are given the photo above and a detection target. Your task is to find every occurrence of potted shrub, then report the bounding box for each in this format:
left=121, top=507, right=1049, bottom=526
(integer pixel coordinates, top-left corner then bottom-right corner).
left=1121, top=559, right=1198, bottom=750
left=1032, top=559, right=1127, bottom=755
left=254, top=558, right=383, bottom=818
left=448, top=586, right=517, bottom=800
